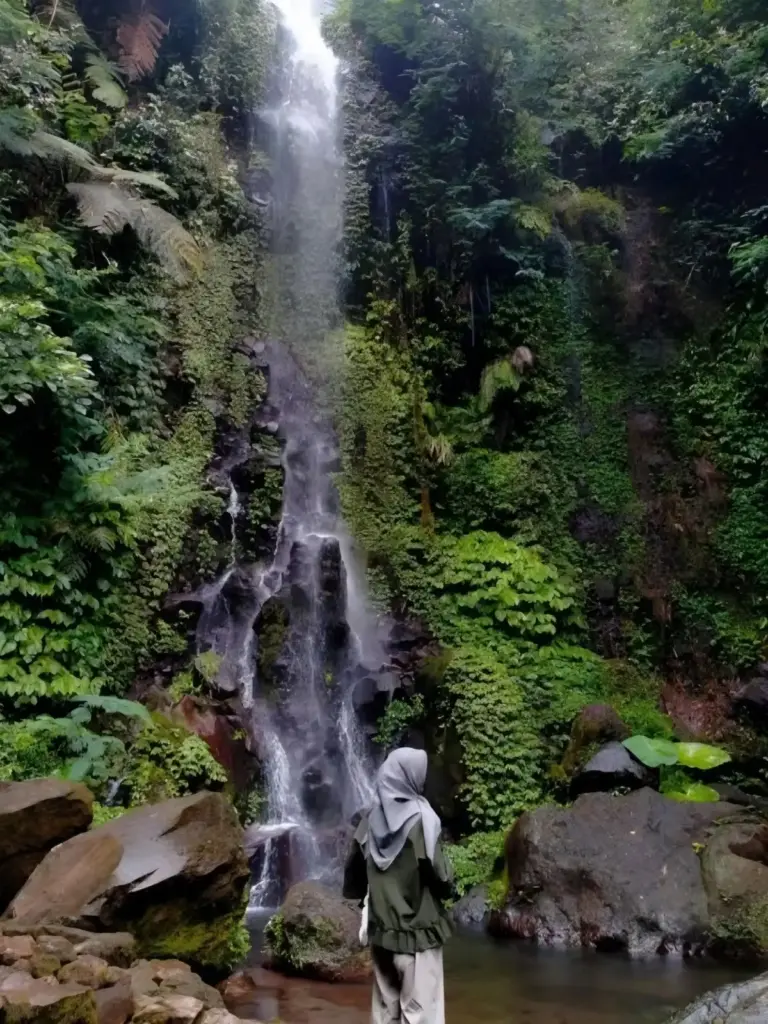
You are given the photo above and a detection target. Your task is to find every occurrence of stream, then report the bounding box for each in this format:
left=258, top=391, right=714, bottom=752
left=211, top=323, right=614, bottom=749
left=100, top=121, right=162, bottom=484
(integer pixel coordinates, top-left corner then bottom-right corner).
left=233, top=924, right=752, bottom=1024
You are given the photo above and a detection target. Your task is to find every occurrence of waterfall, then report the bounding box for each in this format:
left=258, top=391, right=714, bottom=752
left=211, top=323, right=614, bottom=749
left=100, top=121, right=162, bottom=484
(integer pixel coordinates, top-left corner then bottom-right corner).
left=192, top=0, right=388, bottom=911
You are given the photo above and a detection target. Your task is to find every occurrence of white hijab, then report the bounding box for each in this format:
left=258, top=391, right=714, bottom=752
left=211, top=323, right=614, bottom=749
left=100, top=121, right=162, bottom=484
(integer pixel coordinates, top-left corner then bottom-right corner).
left=364, top=747, right=441, bottom=871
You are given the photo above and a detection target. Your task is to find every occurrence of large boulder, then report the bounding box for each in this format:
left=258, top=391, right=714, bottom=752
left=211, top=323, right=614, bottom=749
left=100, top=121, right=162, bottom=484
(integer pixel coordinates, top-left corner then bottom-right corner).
left=5, top=792, right=249, bottom=971
left=701, top=821, right=768, bottom=957
left=494, top=788, right=738, bottom=956
left=0, top=779, right=93, bottom=912
left=664, top=972, right=768, bottom=1023
left=264, top=882, right=371, bottom=983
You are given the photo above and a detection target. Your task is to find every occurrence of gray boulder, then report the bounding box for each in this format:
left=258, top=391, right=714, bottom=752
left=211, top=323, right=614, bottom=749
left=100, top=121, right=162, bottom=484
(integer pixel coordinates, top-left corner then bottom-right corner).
left=495, top=788, right=737, bottom=955
left=570, top=741, right=655, bottom=797
left=452, top=885, right=489, bottom=930
left=665, top=972, right=768, bottom=1023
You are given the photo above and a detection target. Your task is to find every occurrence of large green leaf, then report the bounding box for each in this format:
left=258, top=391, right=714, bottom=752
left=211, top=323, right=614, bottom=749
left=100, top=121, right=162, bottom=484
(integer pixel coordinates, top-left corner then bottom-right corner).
left=623, top=734, right=679, bottom=767
left=675, top=742, right=731, bottom=771
left=665, top=783, right=721, bottom=803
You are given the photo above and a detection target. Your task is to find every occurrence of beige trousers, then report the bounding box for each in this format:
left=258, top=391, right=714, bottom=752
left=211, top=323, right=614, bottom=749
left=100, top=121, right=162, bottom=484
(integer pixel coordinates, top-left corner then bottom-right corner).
left=371, top=945, right=445, bottom=1024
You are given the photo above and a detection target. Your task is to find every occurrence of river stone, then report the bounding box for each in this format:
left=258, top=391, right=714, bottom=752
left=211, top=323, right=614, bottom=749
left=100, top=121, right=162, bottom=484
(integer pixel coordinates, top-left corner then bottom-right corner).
left=700, top=820, right=768, bottom=956
left=6, top=792, right=249, bottom=970
left=264, top=881, right=371, bottom=983
left=131, top=993, right=204, bottom=1024
left=0, top=779, right=93, bottom=912
left=495, top=788, right=737, bottom=955
left=452, top=885, right=490, bottom=930
left=570, top=741, right=655, bottom=797
left=664, top=972, right=768, bottom=1023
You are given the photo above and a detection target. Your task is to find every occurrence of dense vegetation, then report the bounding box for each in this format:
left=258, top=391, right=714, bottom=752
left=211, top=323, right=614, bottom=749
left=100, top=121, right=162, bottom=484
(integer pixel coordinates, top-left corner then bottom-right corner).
left=3, top=0, right=768, bottom=899
left=0, top=0, right=273, bottom=809
left=332, top=0, right=768, bottom=846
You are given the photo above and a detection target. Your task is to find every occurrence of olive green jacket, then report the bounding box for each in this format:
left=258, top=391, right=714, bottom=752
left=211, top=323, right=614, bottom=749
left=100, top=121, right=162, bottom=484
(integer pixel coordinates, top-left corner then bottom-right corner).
left=342, top=816, right=454, bottom=954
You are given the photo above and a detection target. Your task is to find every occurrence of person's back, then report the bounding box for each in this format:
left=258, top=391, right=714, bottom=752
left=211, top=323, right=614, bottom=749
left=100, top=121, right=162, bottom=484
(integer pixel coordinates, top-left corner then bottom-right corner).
left=343, top=748, right=453, bottom=1024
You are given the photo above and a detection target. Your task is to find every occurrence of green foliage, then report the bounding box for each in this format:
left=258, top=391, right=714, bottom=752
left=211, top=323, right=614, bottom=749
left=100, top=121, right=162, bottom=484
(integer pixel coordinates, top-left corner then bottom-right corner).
left=124, top=715, right=227, bottom=806
left=623, top=735, right=731, bottom=771
left=374, top=694, right=424, bottom=749
left=446, top=829, right=506, bottom=900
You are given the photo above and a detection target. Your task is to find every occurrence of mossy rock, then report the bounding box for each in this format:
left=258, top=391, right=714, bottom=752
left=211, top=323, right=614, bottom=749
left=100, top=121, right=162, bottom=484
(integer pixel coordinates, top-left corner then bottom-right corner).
left=702, top=819, right=768, bottom=960
left=3, top=982, right=97, bottom=1023
left=264, top=882, right=371, bottom=982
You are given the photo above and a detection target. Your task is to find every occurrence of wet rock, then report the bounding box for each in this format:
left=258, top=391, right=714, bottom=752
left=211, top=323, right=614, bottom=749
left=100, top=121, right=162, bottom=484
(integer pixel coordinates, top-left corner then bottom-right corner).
left=171, top=696, right=249, bottom=785
left=570, top=741, right=655, bottom=797
left=495, top=788, right=737, bottom=956
left=57, top=954, right=111, bottom=988
left=0, top=977, right=97, bottom=1023
left=664, top=972, right=768, bottom=1023
left=6, top=792, right=249, bottom=971
left=0, top=778, right=93, bottom=911
left=452, top=886, right=489, bottom=930
left=264, top=881, right=371, bottom=983
left=219, top=970, right=259, bottom=1007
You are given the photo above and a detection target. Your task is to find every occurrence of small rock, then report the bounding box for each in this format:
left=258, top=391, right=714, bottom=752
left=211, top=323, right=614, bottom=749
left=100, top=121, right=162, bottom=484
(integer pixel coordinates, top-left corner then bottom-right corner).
left=219, top=970, right=259, bottom=1007
left=150, top=959, right=192, bottom=983
left=132, top=992, right=205, bottom=1024
left=199, top=1011, right=260, bottom=1024
left=0, top=934, right=36, bottom=964
left=36, top=934, right=76, bottom=963
left=104, top=965, right=128, bottom=985
left=74, top=932, right=136, bottom=967
left=0, top=969, right=34, bottom=992
left=452, top=885, right=490, bottom=930
left=58, top=953, right=111, bottom=988
left=27, top=952, right=61, bottom=978
left=95, top=979, right=133, bottom=1024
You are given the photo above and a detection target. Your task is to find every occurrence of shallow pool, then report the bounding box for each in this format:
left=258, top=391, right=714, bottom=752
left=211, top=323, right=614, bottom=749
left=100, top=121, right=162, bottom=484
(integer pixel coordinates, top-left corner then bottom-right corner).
left=235, top=923, right=754, bottom=1024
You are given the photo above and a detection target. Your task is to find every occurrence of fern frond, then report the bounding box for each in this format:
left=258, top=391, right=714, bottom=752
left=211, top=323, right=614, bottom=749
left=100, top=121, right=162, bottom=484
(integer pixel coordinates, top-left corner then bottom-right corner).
left=70, top=693, right=152, bottom=723
left=67, top=182, right=201, bottom=279
left=479, top=357, right=522, bottom=412
left=66, top=181, right=132, bottom=235
left=84, top=52, right=127, bottom=109
left=92, top=166, right=177, bottom=197
left=0, top=110, right=100, bottom=171
left=116, top=5, right=168, bottom=82
left=0, top=0, right=31, bottom=44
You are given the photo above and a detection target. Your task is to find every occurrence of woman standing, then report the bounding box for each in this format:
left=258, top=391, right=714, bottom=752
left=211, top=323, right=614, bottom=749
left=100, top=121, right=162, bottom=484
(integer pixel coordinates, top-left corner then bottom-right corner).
left=343, top=747, right=453, bottom=1024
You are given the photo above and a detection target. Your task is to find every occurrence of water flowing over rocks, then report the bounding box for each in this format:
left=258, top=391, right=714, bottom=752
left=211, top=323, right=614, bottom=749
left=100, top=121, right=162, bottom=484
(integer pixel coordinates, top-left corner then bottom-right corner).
left=493, top=788, right=767, bottom=957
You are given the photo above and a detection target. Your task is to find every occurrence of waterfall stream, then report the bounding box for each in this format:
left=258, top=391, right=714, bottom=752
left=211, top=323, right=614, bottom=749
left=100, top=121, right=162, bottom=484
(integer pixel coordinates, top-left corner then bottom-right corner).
left=192, top=0, right=387, bottom=910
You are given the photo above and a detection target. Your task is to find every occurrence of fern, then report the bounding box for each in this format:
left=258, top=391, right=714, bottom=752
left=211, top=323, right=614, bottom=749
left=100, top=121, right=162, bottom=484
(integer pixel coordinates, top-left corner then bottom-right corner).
left=67, top=182, right=201, bottom=279
left=84, top=53, right=128, bottom=110
left=479, top=357, right=522, bottom=411
left=117, top=4, right=168, bottom=82
left=70, top=694, right=152, bottom=723
left=0, top=0, right=30, bottom=43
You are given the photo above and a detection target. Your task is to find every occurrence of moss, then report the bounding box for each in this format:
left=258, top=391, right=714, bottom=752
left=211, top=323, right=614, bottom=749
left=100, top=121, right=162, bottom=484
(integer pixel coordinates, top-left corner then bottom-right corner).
left=708, top=894, right=768, bottom=960
left=256, top=600, right=289, bottom=693
left=264, top=910, right=343, bottom=974
left=131, top=887, right=250, bottom=972
left=5, top=990, right=97, bottom=1023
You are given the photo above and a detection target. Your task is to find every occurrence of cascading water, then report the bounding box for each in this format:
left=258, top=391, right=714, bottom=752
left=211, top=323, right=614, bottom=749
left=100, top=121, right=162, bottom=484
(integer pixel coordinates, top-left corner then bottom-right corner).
left=190, top=0, right=392, bottom=911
